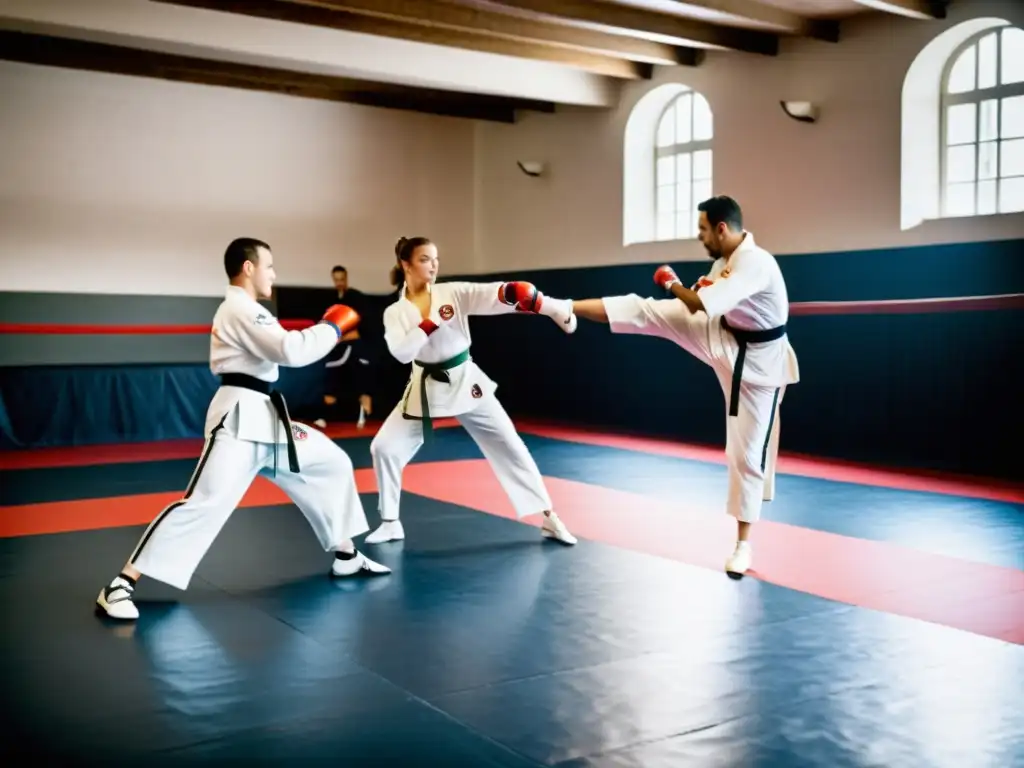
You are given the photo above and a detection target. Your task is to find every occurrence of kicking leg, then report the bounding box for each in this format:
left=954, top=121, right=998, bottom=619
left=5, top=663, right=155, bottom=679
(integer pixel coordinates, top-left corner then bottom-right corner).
left=97, top=426, right=264, bottom=619
left=723, top=382, right=783, bottom=575
left=268, top=424, right=389, bottom=577
left=366, top=403, right=424, bottom=543
left=574, top=295, right=714, bottom=364
left=457, top=397, right=576, bottom=545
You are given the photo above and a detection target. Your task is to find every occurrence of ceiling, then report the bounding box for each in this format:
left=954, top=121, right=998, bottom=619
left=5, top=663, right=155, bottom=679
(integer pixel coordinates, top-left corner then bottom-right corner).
left=0, top=0, right=951, bottom=122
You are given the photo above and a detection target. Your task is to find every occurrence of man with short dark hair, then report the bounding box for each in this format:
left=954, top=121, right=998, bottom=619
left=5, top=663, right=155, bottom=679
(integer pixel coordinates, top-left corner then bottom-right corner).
left=95, top=238, right=390, bottom=621
left=568, top=196, right=799, bottom=576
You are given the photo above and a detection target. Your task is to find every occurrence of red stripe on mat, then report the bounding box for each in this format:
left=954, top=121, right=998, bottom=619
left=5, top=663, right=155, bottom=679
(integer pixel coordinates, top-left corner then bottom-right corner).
left=1, top=458, right=1022, bottom=642
left=0, top=420, right=461, bottom=470
left=515, top=422, right=1024, bottom=505
left=399, top=460, right=1024, bottom=645
left=0, top=469, right=378, bottom=538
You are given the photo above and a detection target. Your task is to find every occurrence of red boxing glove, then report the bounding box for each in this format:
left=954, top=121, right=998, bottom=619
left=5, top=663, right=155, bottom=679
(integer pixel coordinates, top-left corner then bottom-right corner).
left=320, top=304, right=360, bottom=339
left=654, top=265, right=681, bottom=291
left=498, top=281, right=543, bottom=313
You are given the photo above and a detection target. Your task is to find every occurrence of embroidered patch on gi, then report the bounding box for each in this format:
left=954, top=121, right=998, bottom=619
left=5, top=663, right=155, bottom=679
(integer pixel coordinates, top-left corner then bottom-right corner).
left=254, top=313, right=277, bottom=326
left=291, top=424, right=309, bottom=441
left=471, top=384, right=482, bottom=398
left=439, top=304, right=455, bottom=321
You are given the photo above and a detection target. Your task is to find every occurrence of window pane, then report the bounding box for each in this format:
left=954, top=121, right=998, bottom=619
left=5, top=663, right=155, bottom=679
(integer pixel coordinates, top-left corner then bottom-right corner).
left=675, top=180, right=691, bottom=213
left=657, top=107, right=675, bottom=147
left=946, top=103, right=977, bottom=145
left=998, top=176, right=1024, bottom=213
left=656, top=155, right=675, bottom=185
left=978, top=141, right=998, bottom=179
left=1000, top=137, right=1024, bottom=177
left=692, top=93, right=713, bottom=141
left=980, top=99, right=999, bottom=142
left=946, top=144, right=976, bottom=183
left=947, top=45, right=976, bottom=94
left=676, top=152, right=692, bottom=184
left=693, top=179, right=713, bottom=207
left=978, top=32, right=997, bottom=90
left=1001, top=95, right=1024, bottom=139
left=978, top=179, right=997, bottom=215
left=946, top=182, right=975, bottom=216
left=1002, top=27, right=1024, bottom=85
left=692, top=149, right=712, bottom=180
left=657, top=184, right=674, bottom=214
left=675, top=211, right=693, bottom=240
left=656, top=212, right=674, bottom=241
left=675, top=94, right=692, bottom=145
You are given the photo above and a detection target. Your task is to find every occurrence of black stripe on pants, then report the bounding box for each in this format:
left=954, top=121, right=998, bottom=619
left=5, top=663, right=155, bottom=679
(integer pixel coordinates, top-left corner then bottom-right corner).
left=760, top=388, right=781, bottom=473
left=128, top=419, right=225, bottom=565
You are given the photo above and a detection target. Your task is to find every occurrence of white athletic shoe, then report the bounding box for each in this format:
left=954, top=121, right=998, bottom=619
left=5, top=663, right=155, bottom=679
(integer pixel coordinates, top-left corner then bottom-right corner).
left=96, top=576, right=139, bottom=620
left=541, top=512, right=577, bottom=545
left=725, top=542, right=752, bottom=575
left=331, top=550, right=392, bottom=577
left=364, top=520, right=405, bottom=544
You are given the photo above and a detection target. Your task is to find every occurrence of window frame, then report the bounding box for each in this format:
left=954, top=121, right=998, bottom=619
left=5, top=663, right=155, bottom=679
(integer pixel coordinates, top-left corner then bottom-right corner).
left=938, top=25, right=1024, bottom=217
left=652, top=90, right=713, bottom=242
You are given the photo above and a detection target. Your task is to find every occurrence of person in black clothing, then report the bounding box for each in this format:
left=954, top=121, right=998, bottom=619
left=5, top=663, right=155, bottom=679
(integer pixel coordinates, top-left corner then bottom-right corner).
left=315, top=265, right=375, bottom=426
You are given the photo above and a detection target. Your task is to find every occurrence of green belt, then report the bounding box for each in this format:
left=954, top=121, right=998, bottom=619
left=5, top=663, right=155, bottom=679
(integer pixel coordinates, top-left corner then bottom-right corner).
left=410, top=349, right=471, bottom=442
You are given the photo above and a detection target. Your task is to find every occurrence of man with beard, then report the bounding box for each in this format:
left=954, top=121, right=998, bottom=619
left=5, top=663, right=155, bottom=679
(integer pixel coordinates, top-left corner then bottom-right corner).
left=569, top=196, right=799, bottom=576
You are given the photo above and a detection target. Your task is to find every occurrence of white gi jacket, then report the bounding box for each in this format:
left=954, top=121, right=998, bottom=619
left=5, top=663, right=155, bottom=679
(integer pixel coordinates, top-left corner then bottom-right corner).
left=205, top=285, right=339, bottom=443
left=695, top=233, right=800, bottom=388
left=383, top=281, right=519, bottom=419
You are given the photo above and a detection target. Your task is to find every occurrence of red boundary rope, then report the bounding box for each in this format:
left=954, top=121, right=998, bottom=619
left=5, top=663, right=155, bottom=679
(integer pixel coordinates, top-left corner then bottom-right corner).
left=0, top=294, right=1021, bottom=335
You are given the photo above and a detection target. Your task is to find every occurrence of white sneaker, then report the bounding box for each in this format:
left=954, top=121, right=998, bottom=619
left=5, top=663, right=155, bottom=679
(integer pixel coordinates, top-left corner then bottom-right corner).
left=541, top=512, right=577, bottom=545
left=364, top=520, right=404, bottom=544
left=96, top=576, right=139, bottom=620
left=331, top=550, right=392, bottom=577
left=725, top=542, right=752, bottom=575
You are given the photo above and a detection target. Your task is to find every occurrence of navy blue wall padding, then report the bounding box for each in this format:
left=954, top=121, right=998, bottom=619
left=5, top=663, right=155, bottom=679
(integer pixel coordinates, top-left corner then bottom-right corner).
left=0, top=364, right=326, bottom=450
left=442, top=238, right=1024, bottom=481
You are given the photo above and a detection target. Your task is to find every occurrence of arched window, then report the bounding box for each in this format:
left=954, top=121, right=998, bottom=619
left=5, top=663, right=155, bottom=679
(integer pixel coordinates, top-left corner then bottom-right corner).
left=940, top=25, right=1024, bottom=217
left=622, top=83, right=714, bottom=245
left=901, top=18, right=1024, bottom=229
left=654, top=90, right=714, bottom=241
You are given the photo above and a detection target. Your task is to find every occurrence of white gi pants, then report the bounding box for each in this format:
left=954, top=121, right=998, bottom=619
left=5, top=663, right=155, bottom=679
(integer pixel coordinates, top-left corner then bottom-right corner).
left=604, top=296, right=784, bottom=524
left=371, top=395, right=553, bottom=521
left=129, top=419, right=369, bottom=590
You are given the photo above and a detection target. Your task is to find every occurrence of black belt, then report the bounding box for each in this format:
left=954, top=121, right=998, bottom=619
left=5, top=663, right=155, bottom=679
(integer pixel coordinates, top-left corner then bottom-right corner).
left=720, top=317, right=787, bottom=417
left=219, top=373, right=300, bottom=474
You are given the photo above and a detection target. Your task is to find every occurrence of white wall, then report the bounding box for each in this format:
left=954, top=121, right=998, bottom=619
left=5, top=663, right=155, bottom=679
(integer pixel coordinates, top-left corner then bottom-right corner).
left=0, top=60, right=479, bottom=296
left=474, top=0, right=1024, bottom=273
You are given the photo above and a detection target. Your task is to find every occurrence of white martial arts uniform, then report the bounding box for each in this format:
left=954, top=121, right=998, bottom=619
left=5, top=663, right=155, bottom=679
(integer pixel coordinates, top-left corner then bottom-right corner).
left=603, top=232, right=799, bottom=525
left=368, top=281, right=575, bottom=544
left=124, top=285, right=372, bottom=591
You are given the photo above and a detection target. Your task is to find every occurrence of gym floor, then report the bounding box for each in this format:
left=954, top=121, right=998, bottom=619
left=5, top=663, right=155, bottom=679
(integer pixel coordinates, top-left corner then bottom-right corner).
left=2, top=420, right=1022, bottom=767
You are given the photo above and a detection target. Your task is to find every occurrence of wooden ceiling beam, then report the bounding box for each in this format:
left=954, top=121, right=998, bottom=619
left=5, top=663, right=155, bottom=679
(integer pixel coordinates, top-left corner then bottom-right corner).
left=483, top=0, right=780, bottom=55
left=847, top=0, right=947, bottom=20
left=661, top=0, right=838, bottom=42
left=152, top=0, right=672, bottom=79
left=282, top=0, right=702, bottom=65
left=0, top=30, right=556, bottom=123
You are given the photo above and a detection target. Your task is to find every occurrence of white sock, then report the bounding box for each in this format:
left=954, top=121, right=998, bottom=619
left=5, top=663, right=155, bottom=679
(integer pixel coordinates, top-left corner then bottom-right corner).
left=540, top=296, right=572, bottom=319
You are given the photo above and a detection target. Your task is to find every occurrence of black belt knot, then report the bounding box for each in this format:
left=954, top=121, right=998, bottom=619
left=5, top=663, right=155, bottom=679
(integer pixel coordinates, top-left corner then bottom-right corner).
left=720, top=317, right=787, bottom=417
left=219, top=373, right=300, bottom=474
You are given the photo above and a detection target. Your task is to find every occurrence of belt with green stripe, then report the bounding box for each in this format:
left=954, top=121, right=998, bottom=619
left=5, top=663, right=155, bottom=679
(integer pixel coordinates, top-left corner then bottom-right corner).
left=408, top=349, right=471, bottom=442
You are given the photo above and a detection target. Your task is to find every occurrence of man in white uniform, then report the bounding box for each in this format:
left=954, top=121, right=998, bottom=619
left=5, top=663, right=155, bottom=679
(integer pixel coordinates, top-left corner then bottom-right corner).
left=96, top=237, right=390, bottom=621
left=364, top=236, right=578, bottom=546
left=570, top=196, right=799, bottom=575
